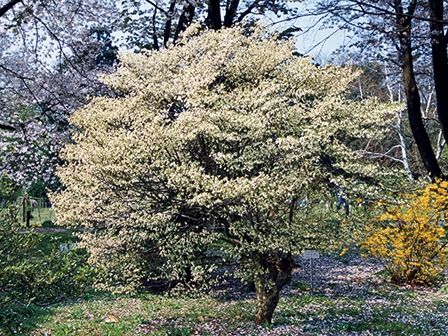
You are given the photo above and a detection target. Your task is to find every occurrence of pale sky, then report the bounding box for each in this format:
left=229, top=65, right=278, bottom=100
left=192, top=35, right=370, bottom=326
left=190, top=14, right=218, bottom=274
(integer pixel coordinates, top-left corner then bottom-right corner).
left=268, top=1, right=352, bottom=62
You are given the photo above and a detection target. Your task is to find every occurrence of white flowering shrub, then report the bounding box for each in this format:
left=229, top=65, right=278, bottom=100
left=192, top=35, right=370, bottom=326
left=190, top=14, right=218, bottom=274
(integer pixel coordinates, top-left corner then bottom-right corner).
left=51, top=26, right=400, bottom=324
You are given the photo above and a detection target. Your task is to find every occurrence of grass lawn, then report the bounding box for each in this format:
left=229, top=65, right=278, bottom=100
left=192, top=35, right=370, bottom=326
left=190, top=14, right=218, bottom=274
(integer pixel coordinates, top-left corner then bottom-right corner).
left=27, top=257, right=448, bottom=336
left=7, top=228, right=447, bottom=335
left=16, top=207, right=56, bottom=226
left=30, top=207, right=55, bottom=226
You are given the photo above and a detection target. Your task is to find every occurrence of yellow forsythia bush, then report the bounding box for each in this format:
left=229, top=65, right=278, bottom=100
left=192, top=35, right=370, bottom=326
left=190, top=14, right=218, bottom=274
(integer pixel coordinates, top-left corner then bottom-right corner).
left=364, top=180, right=448, bottom=285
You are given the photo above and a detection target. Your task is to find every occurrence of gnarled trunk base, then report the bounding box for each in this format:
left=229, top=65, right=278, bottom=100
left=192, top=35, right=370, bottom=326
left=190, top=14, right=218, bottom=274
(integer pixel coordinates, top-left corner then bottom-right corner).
left=255, top=283, right=280, bottom=325
left=254, top=252, right=294, bottom=325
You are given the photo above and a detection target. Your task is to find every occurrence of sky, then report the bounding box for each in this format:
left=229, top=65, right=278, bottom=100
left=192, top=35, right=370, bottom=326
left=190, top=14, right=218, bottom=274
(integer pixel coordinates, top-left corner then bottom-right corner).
left=116, top=0, right=350, bottom=62
left=268, top=1, right=352, bottom=62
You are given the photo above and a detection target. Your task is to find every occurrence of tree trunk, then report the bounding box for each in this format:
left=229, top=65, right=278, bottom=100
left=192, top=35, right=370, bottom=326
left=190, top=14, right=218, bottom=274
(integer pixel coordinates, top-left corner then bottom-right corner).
left=255, top=282, right=280, bottom=325
left=163, top=0, right=177, bottom=47
left=429, top=0, right=448, bottom=144
left=152, top=8, right=159, bottom=50
left=206, top=0, right=222, bottom=30
left=253, top=252, right=294, bottom=325
left=0, top=0, right=21, bottom=18
left=224, top=0, right=240, bottom=27
left=0, top=123, right=14, bottom=131
left=394, top=0, right=442, bottom=178
left=173, top=2, right=196, bottom=43
left=26, top=210, right=31, bottom=227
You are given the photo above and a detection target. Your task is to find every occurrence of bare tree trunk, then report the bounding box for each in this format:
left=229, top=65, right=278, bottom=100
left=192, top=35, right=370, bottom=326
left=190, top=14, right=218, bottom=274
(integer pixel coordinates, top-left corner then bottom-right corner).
left=0, top=123, right=14, bottom=131
left=394, top=0, right=442, bottom=178
left=253, top=253, right=294, bottom=325
left=397, top=110, right=414, bottom=179
left=436, top=129, right=446, bottom=160
left=384, top=61, right=395, bottom=102
left=224, top=0, right=240, bottom=27
left=163, top=0, right=177, bottom=46
left=206, top=0, right=222, bottom=29
left=152, top=8, right=159, bottom=50
left=173, top=2, right=196, bottom=42
left=429, top=0, right=448, bottom=143
left=0, top=0, right=21, bottom=18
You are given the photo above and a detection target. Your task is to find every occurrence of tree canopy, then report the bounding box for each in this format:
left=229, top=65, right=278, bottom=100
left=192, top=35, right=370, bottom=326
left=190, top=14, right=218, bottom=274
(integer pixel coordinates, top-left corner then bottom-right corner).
left=52, top=26, right=401, bottom=324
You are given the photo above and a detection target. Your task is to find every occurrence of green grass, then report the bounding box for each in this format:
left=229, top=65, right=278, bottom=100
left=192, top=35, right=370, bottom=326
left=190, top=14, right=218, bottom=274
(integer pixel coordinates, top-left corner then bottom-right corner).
left=25, top=283, right=448, bottom=336
left=31, top=207, right=55, bottom=225
left=8, top=230, right=448, bottom=335
left=16, top=207, right=56, bottom=226
left=27, top=294, right=254, bottom=336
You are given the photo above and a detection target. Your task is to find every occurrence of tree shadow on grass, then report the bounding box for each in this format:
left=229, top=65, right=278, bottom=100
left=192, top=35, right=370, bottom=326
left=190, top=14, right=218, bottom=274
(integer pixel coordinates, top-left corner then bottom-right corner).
left=1, top=301, right=54, bottom=336
left=12, top=292, right=115, bottom=336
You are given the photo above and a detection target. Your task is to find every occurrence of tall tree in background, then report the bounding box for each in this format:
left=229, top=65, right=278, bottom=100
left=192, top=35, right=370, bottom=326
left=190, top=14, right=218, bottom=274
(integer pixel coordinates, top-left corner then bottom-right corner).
left=429, top=0, right=448, bottom=145
left=394, top=0, right=441, bottom=178
left=314, top=0, right=447, bottom=178
left=0, top=0, right=32, bottom=131
left=0, top=1, right=118, bottom=185
left=119, top=0, right=302, bottom=50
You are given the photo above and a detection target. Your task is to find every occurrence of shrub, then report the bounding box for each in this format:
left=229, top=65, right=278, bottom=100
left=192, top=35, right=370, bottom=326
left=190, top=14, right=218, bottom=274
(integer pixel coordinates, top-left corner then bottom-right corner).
left=51, top=26, right=400, bottom=324
left=364, top=180, right=448, bottom=285
left=0, top=175, right=94, bottom=334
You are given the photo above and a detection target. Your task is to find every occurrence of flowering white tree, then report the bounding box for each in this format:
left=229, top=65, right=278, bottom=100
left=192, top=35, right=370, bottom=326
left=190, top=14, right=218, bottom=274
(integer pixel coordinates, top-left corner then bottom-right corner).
left=52, top=26, right=400, bottom=324
left=0, top=0, right=301, bottom=187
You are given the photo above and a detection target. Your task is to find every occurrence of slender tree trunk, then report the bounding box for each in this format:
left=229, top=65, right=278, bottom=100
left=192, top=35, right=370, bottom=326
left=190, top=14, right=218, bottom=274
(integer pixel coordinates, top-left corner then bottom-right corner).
left=0, top=124, right=14, bottom=131
left=0, top=0, right=21, bottom=18
left=394, top=0, right=442, bottom=178
left=206, top=0, right=222, bottom=30
left=173, top=2, right=196, bottom=42
left=436, top=129, right=446, bottom=160
left=26, top=210, right=31, bottom=227
left=429, top=0, right=448, bottom=143
left=224, top=0, right=240, bottom=27
left=152, top=8, right=159, bottom=50
left=397, top=110, right=413, bottom=179
left=163, top=0, right=177, bottom=47
left=253, top=253, right=294, bottom=325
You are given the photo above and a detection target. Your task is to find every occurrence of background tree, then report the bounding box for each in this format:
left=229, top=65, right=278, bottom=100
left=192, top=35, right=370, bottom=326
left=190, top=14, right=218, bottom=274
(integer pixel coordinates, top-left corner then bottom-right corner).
left=118, top=0, right=303, bottom=50
left=52, top=26, right=403, bottom=325
left=314, top=0, right=448, bottom=178
left=429, top=0, right=448, bottom=144
left=0, top=1, right=118, bottom=186
left=0, top=0, right=303, bottom=188
left=0, top=28, right=118, bottom=186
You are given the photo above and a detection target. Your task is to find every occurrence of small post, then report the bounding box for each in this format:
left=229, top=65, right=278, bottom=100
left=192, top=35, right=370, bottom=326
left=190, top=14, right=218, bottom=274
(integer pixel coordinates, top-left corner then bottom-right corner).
left=20, top=193, right=33, bottom=227
left=310, top=258, right=313, bottom=292
left=25, top=193, right=31, bottom=227
left=302, top=249, right=320, bottom=293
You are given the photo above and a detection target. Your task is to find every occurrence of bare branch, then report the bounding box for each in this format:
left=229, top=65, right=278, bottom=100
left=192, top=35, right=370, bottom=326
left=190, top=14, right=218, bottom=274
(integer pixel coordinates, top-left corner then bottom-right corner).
left=0, top=0, right=21, bottom=18
left=0, top=123, right=15, bottom=131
